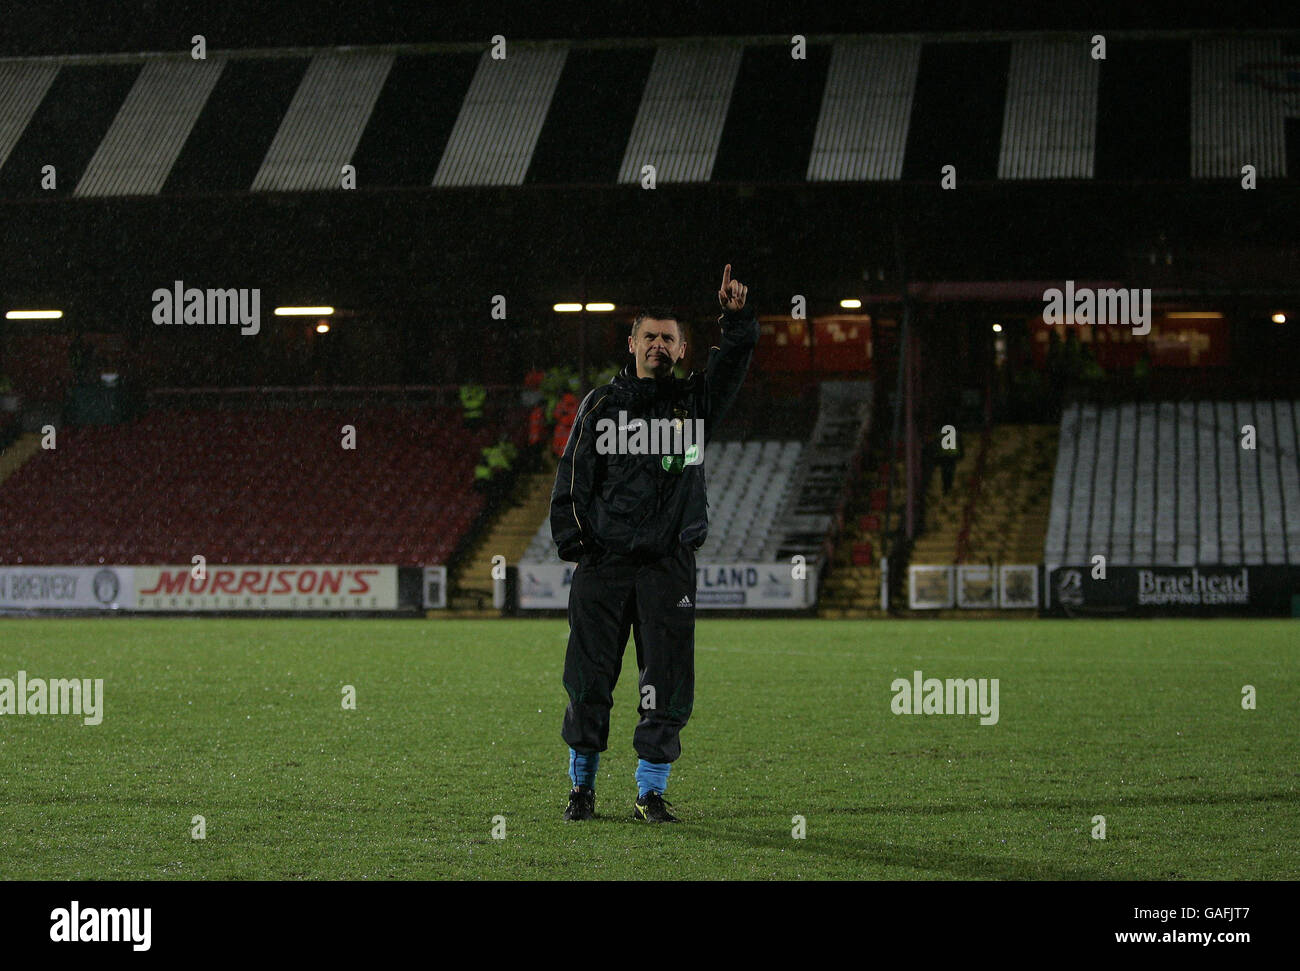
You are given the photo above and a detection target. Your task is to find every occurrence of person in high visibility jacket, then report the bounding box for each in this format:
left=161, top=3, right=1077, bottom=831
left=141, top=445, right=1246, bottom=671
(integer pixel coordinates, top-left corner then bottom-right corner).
left=459, top=384, right=486, bottom=427
left=487, top=440, right=515, bottom=474
left=476, top=440, right=518, bottom=495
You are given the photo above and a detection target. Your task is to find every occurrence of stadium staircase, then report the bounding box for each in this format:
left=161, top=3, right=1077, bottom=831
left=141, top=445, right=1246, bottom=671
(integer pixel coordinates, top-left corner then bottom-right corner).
left=815, top=456, right=901, bottom=617
left=909, top=441, right=982, bottom=566
left=0, top=433, right=41, bottom=489
left=449, top=458, right=558, bottom=614
left=764, top=381, right=873, bottom=565
left=908, top=424, right=1056, bottom=567
left=906, top=424, right=1057, bottom=614
left=959, top=425, right=1057, bottom=565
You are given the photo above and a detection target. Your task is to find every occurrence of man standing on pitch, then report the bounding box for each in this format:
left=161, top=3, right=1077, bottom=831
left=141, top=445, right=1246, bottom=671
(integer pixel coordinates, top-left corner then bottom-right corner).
left=550, top=265, right=758, bottom=823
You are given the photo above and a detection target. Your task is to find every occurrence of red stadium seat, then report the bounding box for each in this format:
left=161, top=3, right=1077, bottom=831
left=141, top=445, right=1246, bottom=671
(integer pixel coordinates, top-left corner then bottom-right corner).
left=0, top=404, right=528, bottom=566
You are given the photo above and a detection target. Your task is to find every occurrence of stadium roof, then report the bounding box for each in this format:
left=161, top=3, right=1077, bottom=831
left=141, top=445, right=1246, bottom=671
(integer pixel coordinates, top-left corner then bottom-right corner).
left=1, top=31, right=1298, bottom=199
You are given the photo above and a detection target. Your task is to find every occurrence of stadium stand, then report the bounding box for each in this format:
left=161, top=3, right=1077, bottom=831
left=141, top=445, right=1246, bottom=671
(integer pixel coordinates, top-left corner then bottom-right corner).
left=0, top=404, right=526, bottom=566
left=1044, top=400, right=1300, bottom=567
left=695, top=439, right=803, bottom=561
left=3, top=334, right=77, bottom=401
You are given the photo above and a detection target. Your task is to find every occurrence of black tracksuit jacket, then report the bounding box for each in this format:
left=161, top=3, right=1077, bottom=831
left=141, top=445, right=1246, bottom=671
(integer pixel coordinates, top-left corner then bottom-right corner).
left=550, top=306, right=759, bottom=562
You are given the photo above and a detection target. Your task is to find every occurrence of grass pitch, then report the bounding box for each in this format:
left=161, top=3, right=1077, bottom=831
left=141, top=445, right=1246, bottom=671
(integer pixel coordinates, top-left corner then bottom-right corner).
left=0, top=618, right=1296, bottom=880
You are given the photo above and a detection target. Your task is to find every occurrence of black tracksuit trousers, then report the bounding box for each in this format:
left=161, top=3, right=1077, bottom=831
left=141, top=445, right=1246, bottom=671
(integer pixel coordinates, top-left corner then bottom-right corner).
left=561, top=544, right=697, bottom=764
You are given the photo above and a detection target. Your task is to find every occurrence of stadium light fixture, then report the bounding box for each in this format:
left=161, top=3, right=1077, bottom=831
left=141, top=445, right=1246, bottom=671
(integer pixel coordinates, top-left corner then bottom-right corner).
left=553, top=303, right=583, bottom=312
left=840, top=299, right=862, bottom=309
left=992, top=323, right=1003, bottom=333
left=274, top=306, right=334, bottom=316
left=584, top=303, right=615, bottom=312
left=315, top=322, right=330, bottom=334
left=5, top=309, right=63, bottom=319
left=1271, top=313, right=1286, bottom=324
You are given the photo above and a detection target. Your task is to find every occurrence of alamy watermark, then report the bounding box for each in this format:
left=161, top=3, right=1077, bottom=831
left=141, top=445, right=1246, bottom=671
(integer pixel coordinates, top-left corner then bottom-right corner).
left=50, top=901, right=150, bottom=951
left=152, top=280, right=260, bottom=335
left=594, top=411, right=704, bottom=466
left=890, top=670, right=999, bottom=725
left=1042, top=280, right=1151, bottom=336
left=0, top=671, right=104, bottom=725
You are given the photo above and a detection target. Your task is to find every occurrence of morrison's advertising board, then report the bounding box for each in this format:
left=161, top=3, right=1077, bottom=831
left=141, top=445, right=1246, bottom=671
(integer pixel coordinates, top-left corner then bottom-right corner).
left=1046, top=564, right=1300, bottom=617
left=518, top=561, right=817, bottom=610
left=133, top=565, right=398, bottom=611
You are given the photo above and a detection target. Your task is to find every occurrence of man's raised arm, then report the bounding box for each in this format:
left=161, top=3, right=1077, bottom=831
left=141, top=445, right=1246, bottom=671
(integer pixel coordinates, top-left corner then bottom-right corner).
left=704, top=263, right=759, bottom=434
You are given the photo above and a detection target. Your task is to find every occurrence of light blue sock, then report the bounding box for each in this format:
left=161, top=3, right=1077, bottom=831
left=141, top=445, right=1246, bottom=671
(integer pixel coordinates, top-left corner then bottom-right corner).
left=569, top=749, right=599, bottom=790
left=635, top=759, right=671, bottom=798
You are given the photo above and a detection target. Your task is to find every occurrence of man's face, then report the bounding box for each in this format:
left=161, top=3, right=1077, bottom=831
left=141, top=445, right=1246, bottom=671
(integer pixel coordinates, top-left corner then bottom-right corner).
left=629, top=318, right=686, bottom=379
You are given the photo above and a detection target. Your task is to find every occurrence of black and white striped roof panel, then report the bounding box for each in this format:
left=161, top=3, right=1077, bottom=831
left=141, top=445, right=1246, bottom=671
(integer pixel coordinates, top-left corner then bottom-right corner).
left=0, top=33, right=1296, bottom=196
